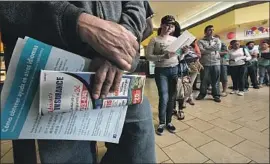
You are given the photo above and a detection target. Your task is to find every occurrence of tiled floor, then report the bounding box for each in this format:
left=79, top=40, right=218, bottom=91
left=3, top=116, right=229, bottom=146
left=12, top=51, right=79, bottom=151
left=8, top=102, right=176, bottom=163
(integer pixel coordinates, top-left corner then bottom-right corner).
left=1, top=78, right=269, bottom=163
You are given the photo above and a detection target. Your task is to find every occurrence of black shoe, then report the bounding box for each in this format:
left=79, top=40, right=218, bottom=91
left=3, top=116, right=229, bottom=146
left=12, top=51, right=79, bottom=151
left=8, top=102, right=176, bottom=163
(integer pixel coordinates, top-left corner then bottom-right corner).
left=156, top=124, right=165, bottom=135
left=172, top=109, right=177, bottom=115
left=253, top=86, right=260, bottom=89
left=166, top=123, right=176, bottom=133
left=196, top=95, right=205, bottom=100
left=213, top=97, right=221, bottom=103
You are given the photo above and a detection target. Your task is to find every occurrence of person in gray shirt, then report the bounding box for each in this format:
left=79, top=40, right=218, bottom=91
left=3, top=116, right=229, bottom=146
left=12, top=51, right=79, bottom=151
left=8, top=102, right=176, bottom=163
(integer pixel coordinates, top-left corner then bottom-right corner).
left=0, top=2, right=155, bottom=164
left=197, top=25, right=222, bottom=102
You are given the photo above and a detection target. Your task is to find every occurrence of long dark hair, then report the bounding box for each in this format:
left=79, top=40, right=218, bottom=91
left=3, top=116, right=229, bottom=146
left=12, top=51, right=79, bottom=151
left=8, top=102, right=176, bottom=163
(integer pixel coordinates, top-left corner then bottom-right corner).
left=172, top=21, right=181, bottom=37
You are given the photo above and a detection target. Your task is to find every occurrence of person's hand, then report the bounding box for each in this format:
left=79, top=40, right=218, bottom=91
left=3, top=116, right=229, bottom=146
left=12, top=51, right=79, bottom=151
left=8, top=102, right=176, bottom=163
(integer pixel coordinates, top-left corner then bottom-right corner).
left=89, top=58, right=123, bottom=99
left=78, top=13, right=139, bottom=71
left=182, top=45, right=189, bottom=53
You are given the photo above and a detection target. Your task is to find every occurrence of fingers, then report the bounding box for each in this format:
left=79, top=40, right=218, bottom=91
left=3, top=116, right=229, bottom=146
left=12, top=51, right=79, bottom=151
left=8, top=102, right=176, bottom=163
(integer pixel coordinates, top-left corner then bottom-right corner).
left=126, top=30, right=139, bottom=51
left=112, top=56, right=131, bottom=71
left=100, top=67, right=116, bottom=98
left=110, top=70, right=122, bottom=92
left=92, top=60, right=123, bottom=99
left=92, top=64, right=109, bottom=99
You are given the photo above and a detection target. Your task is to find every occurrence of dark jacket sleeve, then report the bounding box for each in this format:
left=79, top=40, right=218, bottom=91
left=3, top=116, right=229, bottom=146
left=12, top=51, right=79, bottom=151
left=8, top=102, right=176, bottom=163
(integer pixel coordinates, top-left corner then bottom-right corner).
left=120, top=1, right=147, bottom=72
left=120, top=1, right=146, bottom=42
left=0, top=2, right=86, bottom=53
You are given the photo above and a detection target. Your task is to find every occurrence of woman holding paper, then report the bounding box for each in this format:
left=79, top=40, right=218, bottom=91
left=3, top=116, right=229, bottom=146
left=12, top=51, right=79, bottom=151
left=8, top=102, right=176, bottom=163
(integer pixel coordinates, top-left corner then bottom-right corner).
left=228, top=40, right=251, bottom=96
left=146, top=15, right=179, bottom=135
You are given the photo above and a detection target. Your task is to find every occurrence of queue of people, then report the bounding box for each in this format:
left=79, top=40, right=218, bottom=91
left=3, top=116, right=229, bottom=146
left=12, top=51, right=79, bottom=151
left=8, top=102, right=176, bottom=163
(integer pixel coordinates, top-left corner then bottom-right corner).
left=146, top=15, right=269, bottom=136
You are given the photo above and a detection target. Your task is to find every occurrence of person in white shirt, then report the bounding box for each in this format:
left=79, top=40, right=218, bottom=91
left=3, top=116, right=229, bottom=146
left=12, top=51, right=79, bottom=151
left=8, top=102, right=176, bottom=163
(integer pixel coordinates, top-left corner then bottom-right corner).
left=146, top=15, right=179, bottom=135
left=228, top=40, right=251, bottom=96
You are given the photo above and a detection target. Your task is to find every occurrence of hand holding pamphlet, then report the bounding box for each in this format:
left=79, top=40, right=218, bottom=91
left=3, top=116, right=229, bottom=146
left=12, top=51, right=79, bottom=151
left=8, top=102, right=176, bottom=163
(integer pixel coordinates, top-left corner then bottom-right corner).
left=1, top=37, right=146, bottom=143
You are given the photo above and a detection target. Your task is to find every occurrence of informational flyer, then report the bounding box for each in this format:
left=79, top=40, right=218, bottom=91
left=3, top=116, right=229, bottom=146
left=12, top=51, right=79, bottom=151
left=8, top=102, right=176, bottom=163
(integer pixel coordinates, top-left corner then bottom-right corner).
left=1, top=37, right=145, bottom=143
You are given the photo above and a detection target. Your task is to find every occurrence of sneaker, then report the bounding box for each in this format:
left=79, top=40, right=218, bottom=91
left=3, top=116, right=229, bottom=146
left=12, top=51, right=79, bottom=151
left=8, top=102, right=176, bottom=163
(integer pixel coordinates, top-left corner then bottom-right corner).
left=230, top=90, right=237, bottom=94
left=196, top=95, right=205, bottom=100
left=243, top=89, right=249, bottom=92
left=221, top=92, right=227, bottom=97
left=176, top=110, right=185, bottom=120
left=237, top=91, right=244, bottom=96
left=166, top=123, right=176, bottom=133
left=213, top=97, right=221, bottom=103
left=187, top=98, right=195, bottom=105
left=156, top=124, right=165, bottom=135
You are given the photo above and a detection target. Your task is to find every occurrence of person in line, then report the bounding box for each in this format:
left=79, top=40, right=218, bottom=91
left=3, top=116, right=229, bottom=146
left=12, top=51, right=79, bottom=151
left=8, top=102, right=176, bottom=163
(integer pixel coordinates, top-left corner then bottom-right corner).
left=146, top=15, right=178, bottom=135
left=228, top=40, right=251, bottom=96
left=0, top=2, right=156, bottom=164
left=245, top=41, right=260, bottom=89
left=214, top=35, right=228, bottom=97
left=183, top=39, right=202, bottom=107
left=173, top=41, right=202, bottom=120
left=197, top=25, right=222, bottom=102
left=258, top=39, right=270, bottom=86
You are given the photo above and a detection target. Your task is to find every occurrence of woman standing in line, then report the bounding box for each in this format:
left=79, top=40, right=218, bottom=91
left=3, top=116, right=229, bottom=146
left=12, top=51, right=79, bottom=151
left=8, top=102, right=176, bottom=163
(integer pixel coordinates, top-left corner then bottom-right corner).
left=146, top=15, right=178, bottom=135
left=183, top=39, right=202, bottom=106
left=228, top=40, right=251, bottom=96
left=258, top=39, right=270, bottom=86
left=173, top=39, right=202, bottom=120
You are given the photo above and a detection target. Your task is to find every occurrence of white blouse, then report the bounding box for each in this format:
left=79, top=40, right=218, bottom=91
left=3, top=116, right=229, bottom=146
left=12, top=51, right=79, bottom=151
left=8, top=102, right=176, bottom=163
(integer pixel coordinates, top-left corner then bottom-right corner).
left=228, top=48, right=251, bottom=66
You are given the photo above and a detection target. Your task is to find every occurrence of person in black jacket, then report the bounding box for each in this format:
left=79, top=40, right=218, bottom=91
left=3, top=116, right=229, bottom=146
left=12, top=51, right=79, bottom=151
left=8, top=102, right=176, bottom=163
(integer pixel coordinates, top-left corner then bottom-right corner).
left=0, top=2, right=156, bottom=164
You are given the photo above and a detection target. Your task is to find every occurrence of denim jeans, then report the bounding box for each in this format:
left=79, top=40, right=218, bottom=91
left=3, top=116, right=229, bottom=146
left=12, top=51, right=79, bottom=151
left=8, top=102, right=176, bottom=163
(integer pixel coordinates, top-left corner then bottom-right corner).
left=245, top=61, right=259, bottom=88
left=259, top=65, right=270, bottom=85
left=230, top=65, right=246, bottom=91
left=36, top=96, right=156, bottom=164
left=155, top=66, right=178, bottom=125
left=199, top=65, right=220, bottom=98
left=220, top=65, right=228, bottom=83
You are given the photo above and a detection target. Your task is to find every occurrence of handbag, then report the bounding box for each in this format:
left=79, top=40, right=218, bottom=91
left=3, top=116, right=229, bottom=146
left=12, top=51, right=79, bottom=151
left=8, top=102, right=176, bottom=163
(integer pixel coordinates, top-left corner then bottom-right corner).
left=176, top=76, right=192, bottom=100
left=188, top=60, right=204, bottom=73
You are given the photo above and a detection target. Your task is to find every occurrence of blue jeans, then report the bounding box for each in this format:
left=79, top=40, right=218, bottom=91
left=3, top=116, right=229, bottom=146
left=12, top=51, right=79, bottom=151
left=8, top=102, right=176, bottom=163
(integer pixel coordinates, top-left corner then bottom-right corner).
left=199, top=65, right=220, bottom=98
left=154, top=66, right=178, bottom=125
left=220, top=65, right=228, bottom=83
left=245, top=61, right=259, bottom=88
left=259, top=65, right=270, bottom=85
left=37, top=96, right=156, bottom=164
